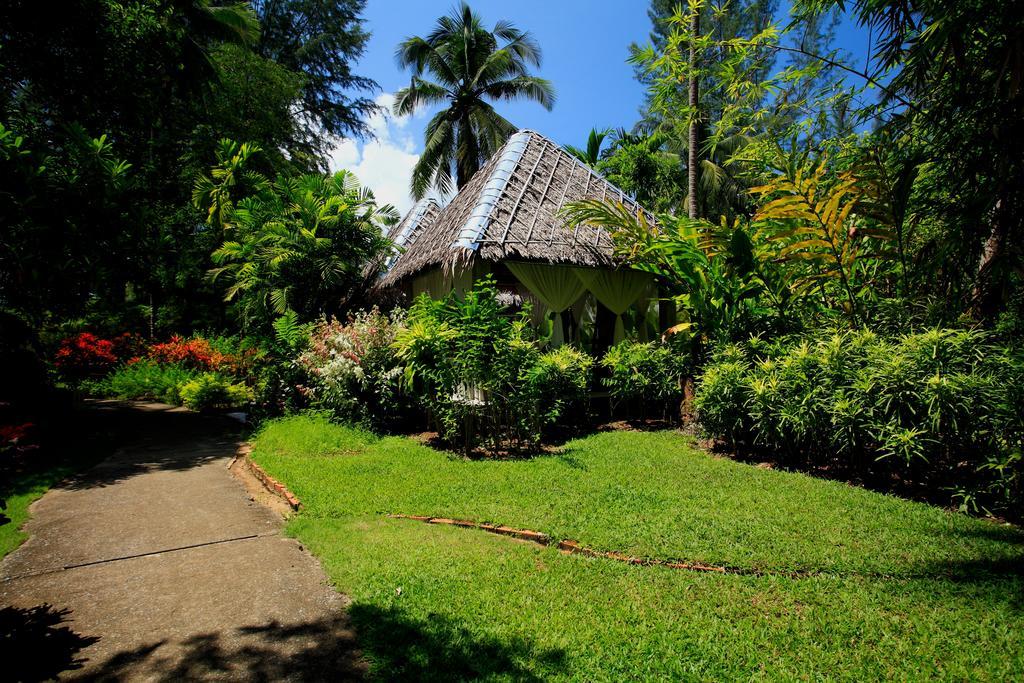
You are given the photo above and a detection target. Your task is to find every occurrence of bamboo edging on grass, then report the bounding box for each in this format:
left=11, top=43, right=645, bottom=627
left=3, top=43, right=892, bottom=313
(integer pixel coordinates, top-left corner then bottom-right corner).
left=387, top=513, right=738, bottom=575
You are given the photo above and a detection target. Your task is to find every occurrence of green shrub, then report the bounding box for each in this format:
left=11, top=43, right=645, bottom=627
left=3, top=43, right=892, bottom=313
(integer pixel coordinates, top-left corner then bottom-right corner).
left=178, top=373, right=254, bottom=411
left=695, top=328, right=1024, bottom=517
left=93, top=361, right=199, bottom=404
left=393, top=277, right=593, bottom=453
left=530, top=346, right=594, bottom=425
left=691, top=345, right=751, bottom=443
left=600, top=340, right=684, bottom=416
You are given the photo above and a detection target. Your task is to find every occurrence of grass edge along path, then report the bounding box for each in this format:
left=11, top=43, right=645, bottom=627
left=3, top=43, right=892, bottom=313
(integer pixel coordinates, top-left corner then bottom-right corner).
left=0, top=453, right=106, bottom=560
left=1, top=404, right=121, bottom=560
left=252, top=414, right=1024, bottom=680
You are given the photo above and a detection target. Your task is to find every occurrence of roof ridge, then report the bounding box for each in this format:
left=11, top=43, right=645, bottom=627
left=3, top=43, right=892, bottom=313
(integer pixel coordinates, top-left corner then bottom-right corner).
left=451, top=130, right=531, bottom=252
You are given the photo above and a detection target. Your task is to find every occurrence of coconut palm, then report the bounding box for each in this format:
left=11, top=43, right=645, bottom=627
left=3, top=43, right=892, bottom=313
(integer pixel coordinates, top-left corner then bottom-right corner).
left=394, top=2, right=555, bottom=199
left=565, top=128, right=611, bottom=167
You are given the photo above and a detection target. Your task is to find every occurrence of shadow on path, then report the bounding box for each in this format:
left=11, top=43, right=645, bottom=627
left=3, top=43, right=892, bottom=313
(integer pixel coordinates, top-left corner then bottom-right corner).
left=84, top=615, right=363, bottom=682
left=0, top=603, right=99, bottom=681
left=82, top=605, right=566, bottom=682
left=55, top=401, right=243, bottom=492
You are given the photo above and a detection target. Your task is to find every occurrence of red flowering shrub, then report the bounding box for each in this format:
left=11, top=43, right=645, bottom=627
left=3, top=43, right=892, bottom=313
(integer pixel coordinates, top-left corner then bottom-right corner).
left=146, top=335, right=232, bottom=371
left=110, top=333, right=146, bottom=361
left=54, top=332, right=145, bottom=380
left=0, top=422, right=40, bottom=459
left=54, top=333, right=119, bottom=378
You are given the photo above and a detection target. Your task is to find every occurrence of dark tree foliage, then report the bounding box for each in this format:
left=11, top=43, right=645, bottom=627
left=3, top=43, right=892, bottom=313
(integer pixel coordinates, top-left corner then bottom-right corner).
left=252, top=0, right=380, bottom=162
left=0, top=0, right=378, bottom=333
left=797, top=0, right=1024, bottom=317
left=0, top=0, right=250, bottom=330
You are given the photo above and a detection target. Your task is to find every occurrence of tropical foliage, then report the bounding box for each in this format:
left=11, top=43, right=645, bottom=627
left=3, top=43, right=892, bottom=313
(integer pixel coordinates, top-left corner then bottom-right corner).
left=3, top=0, right=1022, bottom=525
left=600, top=341, right=685, bottom=417
left=393, top=278, right=591, bottom=453
left=696, top=329, right=1024, bottom=517
left=194, top=140, right=397, bottom=329
left=1, top=0, right=378, bottom=335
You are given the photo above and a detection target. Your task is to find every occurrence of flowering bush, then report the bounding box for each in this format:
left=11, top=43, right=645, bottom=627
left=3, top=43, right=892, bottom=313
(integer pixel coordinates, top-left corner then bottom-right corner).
left=146, top=335, right=233, bottom=371
left=299, top=308, right=411, bottom=429
left=54, top=332, right=141, bottom=379
left=0, top=422, right=36, bottom=456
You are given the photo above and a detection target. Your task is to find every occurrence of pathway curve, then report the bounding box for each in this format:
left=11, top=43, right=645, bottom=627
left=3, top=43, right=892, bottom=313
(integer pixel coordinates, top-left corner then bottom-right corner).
left=0, top=401, right=363, bottom=681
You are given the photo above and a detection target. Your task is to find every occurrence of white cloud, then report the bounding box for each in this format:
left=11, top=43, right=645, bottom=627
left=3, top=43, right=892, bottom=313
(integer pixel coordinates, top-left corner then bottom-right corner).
left=327, top=93, right=421, bottom=214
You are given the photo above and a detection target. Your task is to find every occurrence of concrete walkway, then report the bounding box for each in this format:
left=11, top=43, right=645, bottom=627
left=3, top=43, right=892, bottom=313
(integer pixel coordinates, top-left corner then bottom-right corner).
left=0, top=401, right=363, bottom=681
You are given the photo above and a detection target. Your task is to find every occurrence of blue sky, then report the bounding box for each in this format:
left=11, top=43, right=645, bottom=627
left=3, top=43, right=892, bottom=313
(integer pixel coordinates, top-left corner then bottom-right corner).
left=330, top=1, right=874, bottom=213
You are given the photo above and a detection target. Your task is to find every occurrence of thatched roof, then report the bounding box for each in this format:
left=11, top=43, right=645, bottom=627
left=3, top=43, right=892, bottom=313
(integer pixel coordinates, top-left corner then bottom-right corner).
left=366, top=198, right=441, bottom=279
left=383, top=198, right=441, bottom=271
left=378, top=129, right=653, bottom=288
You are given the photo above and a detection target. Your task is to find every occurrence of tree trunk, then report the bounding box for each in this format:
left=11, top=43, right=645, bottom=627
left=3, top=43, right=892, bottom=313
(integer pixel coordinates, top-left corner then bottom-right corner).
left=972, top=194, right=1010, bottom=318
left=687, top=5, right=700, bottom=221
left=681, top=4, right=700, bottom=427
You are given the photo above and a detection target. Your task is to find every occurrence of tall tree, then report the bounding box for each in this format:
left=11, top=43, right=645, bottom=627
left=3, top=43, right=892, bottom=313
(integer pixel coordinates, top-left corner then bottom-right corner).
left=252, top=0, right=380, bottom=164
left=630, top=0, right=844, bottom=219
left=394, top=2, right=555, bottom=199
left=631, top=0, right=779, bottom=132
left=687, top=6, right=700, bottom=220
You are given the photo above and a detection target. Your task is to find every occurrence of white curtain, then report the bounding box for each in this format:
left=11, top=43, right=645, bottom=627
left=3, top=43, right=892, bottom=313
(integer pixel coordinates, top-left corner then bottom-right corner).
left=412, top=268, right=448, bottom=299
left=574, top=268, right=653, bottom=343
left=507, top=262, right=586, bottom=347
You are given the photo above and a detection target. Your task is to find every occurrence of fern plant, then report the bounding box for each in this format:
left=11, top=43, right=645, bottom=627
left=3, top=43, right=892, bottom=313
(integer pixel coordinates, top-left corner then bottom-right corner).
left=272, top=310, right=311, bottom=353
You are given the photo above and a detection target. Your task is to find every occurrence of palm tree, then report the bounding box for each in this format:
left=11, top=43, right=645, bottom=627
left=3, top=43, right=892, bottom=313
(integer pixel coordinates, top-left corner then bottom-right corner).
left=394, top=3, right=555, bottom=199
left=168, top=0, right=260, bottom=88
left=565, top=128, right=611, bottom=167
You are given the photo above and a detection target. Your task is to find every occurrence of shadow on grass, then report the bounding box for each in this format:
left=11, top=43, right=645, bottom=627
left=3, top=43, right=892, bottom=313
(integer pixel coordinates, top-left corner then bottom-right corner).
left=0, top=603, right=100, bottom=680
left=348, top=603, right=567, bottom=681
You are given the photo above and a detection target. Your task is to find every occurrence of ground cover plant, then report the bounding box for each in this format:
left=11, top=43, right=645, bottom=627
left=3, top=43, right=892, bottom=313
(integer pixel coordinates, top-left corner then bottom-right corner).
left=251, top=414, right=1024, bottom=680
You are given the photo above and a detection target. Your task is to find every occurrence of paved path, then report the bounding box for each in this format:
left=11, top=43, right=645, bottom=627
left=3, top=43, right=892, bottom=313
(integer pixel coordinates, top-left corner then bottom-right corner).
left=0, top=401, right=363, bottom=681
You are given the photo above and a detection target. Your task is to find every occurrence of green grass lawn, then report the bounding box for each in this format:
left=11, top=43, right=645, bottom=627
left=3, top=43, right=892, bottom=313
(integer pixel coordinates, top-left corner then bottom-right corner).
left=252, top=414, right=1024, bottom=680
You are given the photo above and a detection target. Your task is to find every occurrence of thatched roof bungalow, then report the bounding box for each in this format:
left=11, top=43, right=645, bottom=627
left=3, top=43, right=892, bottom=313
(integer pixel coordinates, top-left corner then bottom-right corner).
left=376, top=130, right=668, bottom=346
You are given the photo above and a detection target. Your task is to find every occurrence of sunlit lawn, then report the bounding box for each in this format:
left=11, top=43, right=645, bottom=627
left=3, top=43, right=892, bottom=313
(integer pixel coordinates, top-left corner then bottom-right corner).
left=252, top=414, right=1024, bottom=680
